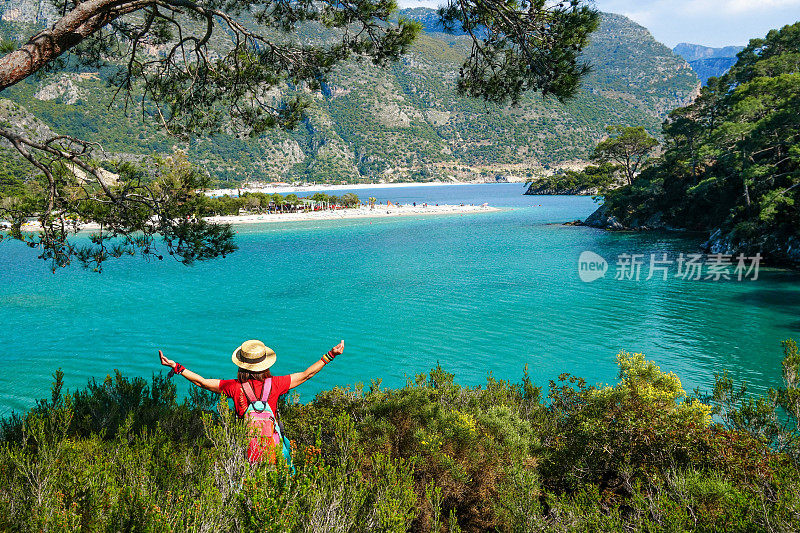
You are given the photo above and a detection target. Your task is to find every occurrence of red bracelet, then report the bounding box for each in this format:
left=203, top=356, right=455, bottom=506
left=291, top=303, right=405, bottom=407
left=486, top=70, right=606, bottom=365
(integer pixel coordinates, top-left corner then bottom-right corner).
left=168, top=363, right=186, bottom=378
left=321, top=350, right=337, bottom=365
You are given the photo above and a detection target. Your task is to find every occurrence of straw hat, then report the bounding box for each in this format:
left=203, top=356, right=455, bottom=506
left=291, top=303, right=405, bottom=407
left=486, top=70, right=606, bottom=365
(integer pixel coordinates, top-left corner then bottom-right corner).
left=231, top=340, right=276, bottom=372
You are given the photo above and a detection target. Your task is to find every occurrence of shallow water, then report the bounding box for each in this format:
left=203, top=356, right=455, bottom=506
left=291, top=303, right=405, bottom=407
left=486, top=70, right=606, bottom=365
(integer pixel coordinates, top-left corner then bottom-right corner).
left=1, top=183, right=798, bottom=414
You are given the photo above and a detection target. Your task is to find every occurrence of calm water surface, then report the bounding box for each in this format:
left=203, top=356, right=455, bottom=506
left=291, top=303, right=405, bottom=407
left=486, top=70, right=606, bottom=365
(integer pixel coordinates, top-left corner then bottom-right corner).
left=1, top=183, right=799, bottom=414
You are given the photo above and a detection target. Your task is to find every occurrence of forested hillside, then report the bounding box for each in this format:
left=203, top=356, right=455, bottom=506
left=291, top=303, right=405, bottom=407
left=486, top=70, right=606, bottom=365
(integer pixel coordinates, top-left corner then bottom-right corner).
left=601, top=23, right=800, bottom=266
left=0, top=2, right=699, bottom=184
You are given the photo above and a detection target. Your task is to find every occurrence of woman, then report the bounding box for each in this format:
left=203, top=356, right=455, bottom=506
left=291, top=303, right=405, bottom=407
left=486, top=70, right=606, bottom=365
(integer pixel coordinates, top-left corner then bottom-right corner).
left=158, top=338, right=344, bottom=462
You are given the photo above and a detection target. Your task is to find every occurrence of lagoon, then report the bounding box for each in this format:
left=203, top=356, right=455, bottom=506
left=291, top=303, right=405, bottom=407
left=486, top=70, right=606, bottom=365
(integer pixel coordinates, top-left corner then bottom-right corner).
left=1, top=183, right=799, bottom=415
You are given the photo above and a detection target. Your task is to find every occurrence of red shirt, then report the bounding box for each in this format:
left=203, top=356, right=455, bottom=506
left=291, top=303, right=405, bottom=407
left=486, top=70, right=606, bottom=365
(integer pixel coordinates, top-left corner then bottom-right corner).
left=219, top=375, right=291, bottom=417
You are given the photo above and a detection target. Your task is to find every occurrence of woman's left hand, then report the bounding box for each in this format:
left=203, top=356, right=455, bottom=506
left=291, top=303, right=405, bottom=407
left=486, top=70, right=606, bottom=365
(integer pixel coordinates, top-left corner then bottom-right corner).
left=330, top=340, right=345, bottom=356
left=158, top=350, right=176, bottom=369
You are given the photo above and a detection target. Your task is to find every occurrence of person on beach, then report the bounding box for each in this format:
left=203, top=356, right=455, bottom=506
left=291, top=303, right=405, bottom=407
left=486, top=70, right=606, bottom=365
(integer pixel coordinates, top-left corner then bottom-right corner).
left=158, top=339, right=344, bottom=463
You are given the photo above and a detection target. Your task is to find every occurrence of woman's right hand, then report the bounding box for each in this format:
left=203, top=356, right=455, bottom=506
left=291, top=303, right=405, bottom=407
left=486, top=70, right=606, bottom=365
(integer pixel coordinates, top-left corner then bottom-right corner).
left=158, top=349, right=176, bottom=369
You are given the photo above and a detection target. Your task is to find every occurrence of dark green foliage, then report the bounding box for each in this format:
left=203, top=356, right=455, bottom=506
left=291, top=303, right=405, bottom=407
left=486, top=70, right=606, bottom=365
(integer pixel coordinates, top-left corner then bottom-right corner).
left=603, top=22, right=800, bottom=263
left=0, top=153, right=238, bottom=271
left=0, top=369, right=217, bottom=445
left=438, top=0, right=599, bottom=104
left=700, top=339, right=800, bottom=460
left=525, top=162, right=622, bottom=195
left=2, top=343, right=800, bottom=530
left=592, top=125, right=659, bottom=185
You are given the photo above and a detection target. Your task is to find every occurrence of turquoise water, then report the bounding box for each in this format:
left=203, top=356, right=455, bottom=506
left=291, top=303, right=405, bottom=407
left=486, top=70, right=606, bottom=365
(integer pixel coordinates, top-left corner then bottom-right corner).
left=1, top=183, right=799, bottom=414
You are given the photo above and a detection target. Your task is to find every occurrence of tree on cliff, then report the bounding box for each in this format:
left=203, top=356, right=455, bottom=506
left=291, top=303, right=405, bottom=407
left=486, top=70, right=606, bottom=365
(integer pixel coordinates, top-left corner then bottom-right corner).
left=591, top=125, right=658, bottom=186
left=0, top=0, right=599, bottom=271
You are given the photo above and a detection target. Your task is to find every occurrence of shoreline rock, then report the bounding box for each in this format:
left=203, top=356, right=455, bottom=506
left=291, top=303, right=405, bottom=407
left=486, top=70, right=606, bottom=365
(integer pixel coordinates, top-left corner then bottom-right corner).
left=701, top=229, right=800, bottom=268
left=578, top=204, right=679, bottom=232
left=580, top=204, right=627, bottom=230
left=576, top=205, right=800, bottom=269
left=524, top=184, right=599, bottom=196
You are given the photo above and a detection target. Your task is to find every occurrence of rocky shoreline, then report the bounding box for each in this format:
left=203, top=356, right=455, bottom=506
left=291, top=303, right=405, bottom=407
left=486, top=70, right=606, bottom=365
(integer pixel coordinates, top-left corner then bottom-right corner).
left=579, top=204, right=677, bottom=231
left=576, top=204, right=800, bottom=268
left=524, top=183, right=600, bottom=196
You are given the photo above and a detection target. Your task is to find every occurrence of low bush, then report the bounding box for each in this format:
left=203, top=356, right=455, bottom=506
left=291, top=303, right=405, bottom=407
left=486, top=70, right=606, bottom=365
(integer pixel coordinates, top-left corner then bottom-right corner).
left=1, top=343, right=799, bottom=531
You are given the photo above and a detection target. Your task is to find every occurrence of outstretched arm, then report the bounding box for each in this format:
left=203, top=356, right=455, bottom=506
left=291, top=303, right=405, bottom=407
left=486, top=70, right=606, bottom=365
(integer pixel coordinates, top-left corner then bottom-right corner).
left=159, top=350, right=222, bottom=393
left=290, top=340, right=344, bottom=390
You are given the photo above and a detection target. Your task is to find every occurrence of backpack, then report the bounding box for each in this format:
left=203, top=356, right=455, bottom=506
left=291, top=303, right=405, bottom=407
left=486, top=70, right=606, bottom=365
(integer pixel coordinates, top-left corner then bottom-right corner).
left=242, top=379, right=293, bottom=468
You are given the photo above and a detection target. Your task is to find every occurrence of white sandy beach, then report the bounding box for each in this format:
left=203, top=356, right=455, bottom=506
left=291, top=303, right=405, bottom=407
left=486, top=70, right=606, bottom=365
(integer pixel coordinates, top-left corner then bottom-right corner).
left=206, top=181, right=475, bottom=197
left=13, top=203, right=499, bottom=232
left=204, top=203, right=499, bottom=225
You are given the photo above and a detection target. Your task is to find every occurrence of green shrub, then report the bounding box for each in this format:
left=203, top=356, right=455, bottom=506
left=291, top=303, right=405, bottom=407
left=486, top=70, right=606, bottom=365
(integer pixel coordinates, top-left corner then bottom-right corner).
left=1, top=343, right=800, bottom=531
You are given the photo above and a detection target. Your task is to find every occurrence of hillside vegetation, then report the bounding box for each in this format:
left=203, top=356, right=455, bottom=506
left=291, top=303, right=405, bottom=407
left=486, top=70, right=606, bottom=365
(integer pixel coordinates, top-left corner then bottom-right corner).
left=1, top=342, right=799, bottom=531
left=600, top=22, right=800, bottom=265
left=525, top=163, right=622, bottom=196
left=0, top=4, right=698, bottom=184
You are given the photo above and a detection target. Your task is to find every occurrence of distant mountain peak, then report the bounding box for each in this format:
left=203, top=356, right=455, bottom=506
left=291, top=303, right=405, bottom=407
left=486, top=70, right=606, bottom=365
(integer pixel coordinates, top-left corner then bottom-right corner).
left=673, top=43, right=744, bottom=62
left=673, top=43, right=744, bottom=85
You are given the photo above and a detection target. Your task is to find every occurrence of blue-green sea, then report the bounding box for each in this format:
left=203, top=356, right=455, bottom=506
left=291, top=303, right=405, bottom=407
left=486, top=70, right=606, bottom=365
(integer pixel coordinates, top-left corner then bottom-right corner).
left=2, top=183, right=799, bottom=415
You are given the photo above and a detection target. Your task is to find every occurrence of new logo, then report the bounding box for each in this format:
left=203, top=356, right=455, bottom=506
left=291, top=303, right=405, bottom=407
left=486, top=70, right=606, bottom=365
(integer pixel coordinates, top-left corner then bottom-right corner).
left=578, top=251, right=608, bottom=282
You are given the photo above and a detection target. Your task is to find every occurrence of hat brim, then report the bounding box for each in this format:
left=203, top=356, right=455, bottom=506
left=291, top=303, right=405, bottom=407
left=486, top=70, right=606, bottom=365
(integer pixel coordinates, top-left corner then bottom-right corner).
left=232, top=346, right=277, bottom=372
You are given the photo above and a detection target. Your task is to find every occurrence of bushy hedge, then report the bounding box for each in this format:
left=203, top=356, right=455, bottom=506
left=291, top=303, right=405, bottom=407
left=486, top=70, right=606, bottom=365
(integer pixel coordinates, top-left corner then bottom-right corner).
left=1, top=343, right=799, bottom=531
left=200, top=192, right=361, bottom=216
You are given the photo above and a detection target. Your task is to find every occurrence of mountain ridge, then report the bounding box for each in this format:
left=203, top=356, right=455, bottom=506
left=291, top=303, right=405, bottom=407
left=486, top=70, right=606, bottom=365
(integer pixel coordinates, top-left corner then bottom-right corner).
left=673, top=43, right=744, bottom=62
left=0, top=3, right=699, bottom=184
left=673, top=42, right=744, bottom=85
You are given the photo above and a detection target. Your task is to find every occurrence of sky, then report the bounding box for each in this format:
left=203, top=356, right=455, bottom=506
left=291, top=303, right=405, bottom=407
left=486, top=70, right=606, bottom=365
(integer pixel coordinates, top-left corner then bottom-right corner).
left=397, top=0, right=800, bottom=48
